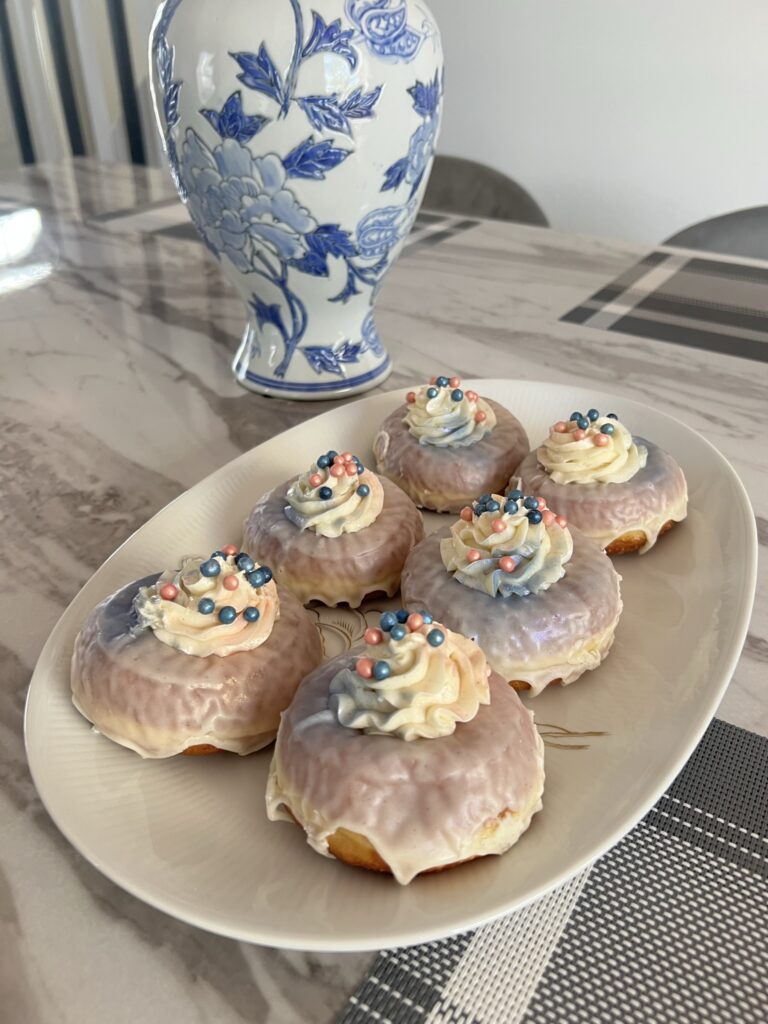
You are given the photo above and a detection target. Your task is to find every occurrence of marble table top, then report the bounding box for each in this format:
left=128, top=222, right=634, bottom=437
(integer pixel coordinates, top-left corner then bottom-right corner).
left=1, top=159, right=764, bottom=1024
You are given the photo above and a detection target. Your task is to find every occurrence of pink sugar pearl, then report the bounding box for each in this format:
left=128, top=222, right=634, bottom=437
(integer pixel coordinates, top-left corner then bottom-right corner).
left=159, top=583, right=178, bottom=601
left=341, top=451, right=354, bottom=462
left=459, top=506, right=473, bottom=522
left=430, top=376, right=437, bottom=384
left=542, top=509, right=556, bottom=526
left=593, top=434, right=610, bottom=447
left=333, top=455, right=345, bottom=465
left=491, top=518, right=506, bottom=533
left=222, top=574, right=239, bottom=591
left=556, top=514, right=568, bottom=528
left=406, top=391, right=416, bottom=403
left=572, top=429, right=586, bottom=441
left=499, top=556, right=517, bottom=573
left=364, top=627, right=383, bottom=646
left=536, top=497, right=546, bottom=509
left=553, top=421, right=568, bottom=433
left=406, top=612, right=424, bottom=631
left=221, top=544, right=238, bottom=556
left=465, top=389, right=478, bottom=402
left=330, top=464, right=346, bottom=478
left=467, top=548, right=482, bottom=562
left=356, top=658, right=374, bottom=679
left=309, top=472, right=323, bottom=487
left=345, top=463, right=358, bottom=476
left=474, top=410, right=487, bottom=423
left=449, top=376, right=461, bottom=388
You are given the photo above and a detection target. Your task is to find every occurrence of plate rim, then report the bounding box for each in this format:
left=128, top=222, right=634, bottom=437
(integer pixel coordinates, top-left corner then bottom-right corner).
left=24, top=379, right=758, bottom=950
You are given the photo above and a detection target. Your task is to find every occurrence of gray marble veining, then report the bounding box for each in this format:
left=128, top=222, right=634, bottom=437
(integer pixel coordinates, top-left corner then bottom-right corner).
left=1, top=158, right=765, bottom=1023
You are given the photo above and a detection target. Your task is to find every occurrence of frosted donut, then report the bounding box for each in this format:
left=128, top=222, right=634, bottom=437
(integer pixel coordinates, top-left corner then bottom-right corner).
left=266, top=615, right=544, bottom=884
left=243, top=450, right=423, bottom=607
left=373, top=376, right=528, bottom=513
left=71, top=549, right=322, bottom=757
left=516, top=409, right=687, bottom=554
left=401, top=493, right=622, bottom=695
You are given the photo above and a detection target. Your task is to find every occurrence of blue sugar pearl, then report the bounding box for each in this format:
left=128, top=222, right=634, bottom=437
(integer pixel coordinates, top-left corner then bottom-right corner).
left=198, top=597, right=215, bottom=615
left=373, top=660, right=391, bottom=680
left=235, top=553, right=255, bottom=573
left=211, top=550, right=226, bottom=558
left=570, top=411, right=582, bottom=422
left=478, top=493, right=491, bottom=503
left=246, top=568, right=268, bottom=588
left=451, top=388, right=464, bottom=402
left=436, top=375, right=450, bottom=388
left=427, top=628, right=445, bottom=648
left=243, top=606, right=260, bottom=623
left=426, top=386, right=438, bottom=399
left=600, top=423, right=615, bottom=434
left=260, top=566, right=273, bottom=584
left=200, top=558, right=221, bottom=578
left=487, top=499, right=500, bottom=512
left=356, top=484, right=370, bottom=497
left=587, top=408, right=600, bottom=422
left=420, top=611, right=433, bottom=624
left=504, top=500, right=519, bottom=515
left=607, top=412, right=618, bottom=420
left=577, top=418, right=589, bottom=430
left=396, top=609, right=409, bottom=623
left=527, top=510, right=543, bottom=524
left=380, top=611, right=398, bottom=632
left=508, top=489, right=523, bottom=501
left=327, top=450, right=338, bottom=460
left=390, top=624, right=407, bottom=641
left=357, top=464, right=365, bottom=474
left=523, top=496, right=539, bottom=510
left=317, top=454, right=330, bottom=469
left=218, top=605, right=237, bottom=624
left=318, top=486, right=333, bottom=500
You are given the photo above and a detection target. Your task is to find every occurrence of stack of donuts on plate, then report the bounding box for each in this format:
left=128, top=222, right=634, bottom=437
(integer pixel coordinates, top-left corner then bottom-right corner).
left=70, top=375, right=687, bottom=883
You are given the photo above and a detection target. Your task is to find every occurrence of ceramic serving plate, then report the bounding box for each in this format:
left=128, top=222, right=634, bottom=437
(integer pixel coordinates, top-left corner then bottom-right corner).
left=24, top=380, right=757, bottom=951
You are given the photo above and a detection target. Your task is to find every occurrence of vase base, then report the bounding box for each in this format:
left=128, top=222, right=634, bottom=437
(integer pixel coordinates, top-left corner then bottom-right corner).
left=232, top=354, right=393, bottom=401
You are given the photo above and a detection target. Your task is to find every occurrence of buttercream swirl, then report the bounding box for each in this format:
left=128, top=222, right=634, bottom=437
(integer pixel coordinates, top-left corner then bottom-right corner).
left=404, top=378, right=496, bottom=448
left=440, top=492, right=573, bottom=597
left=133, top=551, right=278, bottom=658
left=329, top=617, right=490, bottom=741
left=538, top=412, right=647, bottom=485
left=284, top=451, right=383, bottom=538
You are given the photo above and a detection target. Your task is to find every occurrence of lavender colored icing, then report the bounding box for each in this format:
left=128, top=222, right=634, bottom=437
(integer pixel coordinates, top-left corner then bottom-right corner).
left=267, top=657, right=544, bottom=883
left=402, top=525, right=622, bottom=694
left=373, top=398, right=529, bottom=513
left=516, top=439, right=687, bottom=552
left=243, top=475, right=424, bottom=607
left=71, top=575, right=323, bottom=757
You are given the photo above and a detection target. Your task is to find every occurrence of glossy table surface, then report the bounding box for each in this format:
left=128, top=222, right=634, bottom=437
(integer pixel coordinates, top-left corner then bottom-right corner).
left=1, top=159, right=764, bottom=1024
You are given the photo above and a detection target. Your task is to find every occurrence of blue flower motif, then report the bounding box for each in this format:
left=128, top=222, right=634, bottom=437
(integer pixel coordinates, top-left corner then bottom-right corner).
left=405, top=117, right=437, bottom=187
left=346, top=0, right=425, bottom=62
left=355, top=204, right=412, bottom=259
left=180, top=130, right=316, bottom=270
left=201, top=91, right=269, bottom=143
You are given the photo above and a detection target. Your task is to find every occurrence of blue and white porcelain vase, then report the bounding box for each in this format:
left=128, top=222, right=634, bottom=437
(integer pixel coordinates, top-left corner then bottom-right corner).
left=150, top=0, right=443, bottom=399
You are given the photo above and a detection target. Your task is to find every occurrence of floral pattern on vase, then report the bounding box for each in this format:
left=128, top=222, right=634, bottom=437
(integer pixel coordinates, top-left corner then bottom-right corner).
left=151, top=0, right=443, bottom=398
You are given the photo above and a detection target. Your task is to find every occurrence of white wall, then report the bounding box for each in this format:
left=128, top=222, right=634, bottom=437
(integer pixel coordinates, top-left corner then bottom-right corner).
left=428, top=0, right=768, bottom=243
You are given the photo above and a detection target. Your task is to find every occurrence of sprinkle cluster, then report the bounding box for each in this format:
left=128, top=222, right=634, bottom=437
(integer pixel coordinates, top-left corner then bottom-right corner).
left=405, top=375, right=486, bottom=424
left=159, top=544, right=273, bottom=625
left=551, top=408, right=619, bottom=447
left=309, top=450, right=369, bottom=500
left=355, top=608, right=444, bottom=680
left=456, top=492, right=567, bottom=575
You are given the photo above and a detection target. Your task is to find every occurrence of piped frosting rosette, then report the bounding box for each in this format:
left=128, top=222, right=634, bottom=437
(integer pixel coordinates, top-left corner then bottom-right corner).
left=441, top=490, right=573, bottom=598
left=538, top=409, right=647, bottom=485
left=330, top=610, right=490, bottom=741
left=404, top=374, right=496, bottom=448
left=284, top=449, right=383, bottom=538
left=134, top=545, right=277, bottom=658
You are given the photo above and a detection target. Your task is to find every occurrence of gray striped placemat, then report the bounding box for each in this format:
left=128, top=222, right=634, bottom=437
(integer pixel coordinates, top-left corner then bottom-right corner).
left=337, top=719, right=768, bottom=1024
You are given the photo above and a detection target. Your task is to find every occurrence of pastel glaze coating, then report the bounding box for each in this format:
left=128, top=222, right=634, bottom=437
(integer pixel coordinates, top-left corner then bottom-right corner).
left=71, top=576, right=323, bottom=757
left=401, top=525, right=622, bottom=695
left=267, top=656, right=544, bottom=884
left=373, top=398, right=528, bottom=513
left=517, top=439, right=688, bottom=553
left=243, top=475, right=424, bottom=607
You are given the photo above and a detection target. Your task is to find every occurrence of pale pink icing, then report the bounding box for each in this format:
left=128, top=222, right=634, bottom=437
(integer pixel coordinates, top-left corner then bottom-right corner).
left=71, top=576, right=323, bottom=757
left=373, top=398, right=528, bottom=513
left=267, top=660, right=544, bottom=883
left=517, top=438, right=687, bottom=552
